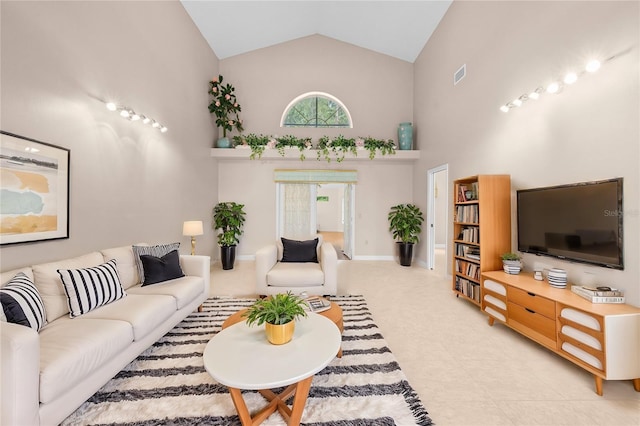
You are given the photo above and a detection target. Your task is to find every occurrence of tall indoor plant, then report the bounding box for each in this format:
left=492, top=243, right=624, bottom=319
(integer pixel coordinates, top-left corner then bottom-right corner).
left=208, top=74, right=243, bottom=148
left=212, top=202, right=246, bottom=270
left=388, top=203, right=424, bottom=266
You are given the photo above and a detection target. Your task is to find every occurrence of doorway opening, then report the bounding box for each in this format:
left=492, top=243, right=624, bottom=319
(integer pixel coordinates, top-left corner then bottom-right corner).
left=276, top=181, right=355, bottom=260
left=427, top=164, right=448, bottom=275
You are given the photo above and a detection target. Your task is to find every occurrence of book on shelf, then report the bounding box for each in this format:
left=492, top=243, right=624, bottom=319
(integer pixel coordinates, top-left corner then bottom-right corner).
left=457, top=185, right=467, bottom=202
left=455, top=204, right=479, bottom=223
left=571, top=285, right=625, bottom=304
left=455, top=244, right=480, bottom=260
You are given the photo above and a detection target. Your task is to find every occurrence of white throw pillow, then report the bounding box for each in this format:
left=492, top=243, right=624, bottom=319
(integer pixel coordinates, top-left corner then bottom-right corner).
left=57, top=259, right=126, bottom=318
left=0, top=272, right=47, bottom=331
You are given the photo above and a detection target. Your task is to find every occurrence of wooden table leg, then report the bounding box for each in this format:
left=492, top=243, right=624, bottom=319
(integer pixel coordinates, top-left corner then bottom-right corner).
left=283, top=376, right=313, bottom=425
left=227, top=378, right=313, bottom=426
left=594, top=375, right=603, bottom=396
left=228, top=387, right=256, bottom=426
left=633, top=378, right=640, bottom=392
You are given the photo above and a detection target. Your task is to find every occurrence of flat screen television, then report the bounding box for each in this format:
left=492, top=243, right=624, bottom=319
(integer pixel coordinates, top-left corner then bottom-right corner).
left=517, top=178, right=623, bottom=270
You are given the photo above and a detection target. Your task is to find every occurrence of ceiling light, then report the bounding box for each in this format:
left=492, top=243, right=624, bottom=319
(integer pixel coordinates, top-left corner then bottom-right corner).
left=130, top=112, right=140, bottom=121
left=106, top=102, right=117, bottom=111
left=160, top=126, right=168, bottom=133
left=120, top=109, right=130, bottom=118
left=564, top=73, right=578, bottom=85
left=512, top=99, right=523, bottom=107
left=142, top=116, right=151, bottom=124
left=529, top=92, right=540, bottom=100
left=546, top=82, right=560, bottom=94
left=585, top=59, right=601, bottom=73
left=500, top=105, right=510, bottom=113
left=152, top=121, right=160, bottom=128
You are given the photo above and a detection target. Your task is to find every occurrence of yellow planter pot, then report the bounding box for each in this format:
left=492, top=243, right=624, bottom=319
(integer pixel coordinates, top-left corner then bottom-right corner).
left=265, top=321, right=295, bottom=345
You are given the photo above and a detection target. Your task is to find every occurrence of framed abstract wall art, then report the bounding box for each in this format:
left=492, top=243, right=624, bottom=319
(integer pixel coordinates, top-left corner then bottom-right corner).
left=1, top=131, right=70, bottom=245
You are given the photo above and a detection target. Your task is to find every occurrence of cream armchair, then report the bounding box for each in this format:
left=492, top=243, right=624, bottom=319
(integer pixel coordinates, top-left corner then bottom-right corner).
left=255, top=235, right=338, bottom=296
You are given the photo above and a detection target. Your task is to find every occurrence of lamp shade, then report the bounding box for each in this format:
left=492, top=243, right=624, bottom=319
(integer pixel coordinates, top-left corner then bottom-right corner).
left=183, top=220, right=204, bottom=236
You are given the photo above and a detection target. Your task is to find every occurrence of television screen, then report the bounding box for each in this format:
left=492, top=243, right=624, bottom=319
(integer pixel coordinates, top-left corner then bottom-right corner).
left=517, top=178, right=623, bottom=269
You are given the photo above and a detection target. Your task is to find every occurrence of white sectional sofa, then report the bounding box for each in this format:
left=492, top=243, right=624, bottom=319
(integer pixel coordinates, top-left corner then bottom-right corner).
left=0, top=245, right=210, bottom=426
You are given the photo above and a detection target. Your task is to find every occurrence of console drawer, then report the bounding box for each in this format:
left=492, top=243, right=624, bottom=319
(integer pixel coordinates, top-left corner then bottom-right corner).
left=508, top=301, right=556, bottom=341
left=508, top=287, right=555, bottom=319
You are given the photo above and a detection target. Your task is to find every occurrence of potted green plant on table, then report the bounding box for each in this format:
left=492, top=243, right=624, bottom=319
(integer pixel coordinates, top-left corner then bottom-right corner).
left=243, top=292, right=308, bottom=345
left=208, top=74, right=243, bottom=148
left=388, top=203, right=425, bottom=267
left=501, top=252, right=522, bottom=274
left=212, top=202, right=246, bottom=270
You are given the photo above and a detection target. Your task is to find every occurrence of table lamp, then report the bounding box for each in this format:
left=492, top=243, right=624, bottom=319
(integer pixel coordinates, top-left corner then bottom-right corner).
left=183, top=221, right=204, bottom=255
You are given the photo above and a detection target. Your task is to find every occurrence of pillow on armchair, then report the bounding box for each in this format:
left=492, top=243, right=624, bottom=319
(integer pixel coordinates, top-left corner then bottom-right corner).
left=280, top=237, right=319, bottom=263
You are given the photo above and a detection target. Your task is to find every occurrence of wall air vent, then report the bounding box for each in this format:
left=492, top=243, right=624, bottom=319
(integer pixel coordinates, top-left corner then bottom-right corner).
left=454, top=64, right=466, bottom=86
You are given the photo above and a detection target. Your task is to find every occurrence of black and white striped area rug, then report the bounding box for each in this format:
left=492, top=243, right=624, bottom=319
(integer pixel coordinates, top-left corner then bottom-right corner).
left=62, top=295, right=433, bottom=425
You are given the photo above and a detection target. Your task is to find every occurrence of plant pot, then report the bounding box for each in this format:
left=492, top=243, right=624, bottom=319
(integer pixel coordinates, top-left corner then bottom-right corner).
left=265, top=321, right=295, bottom=345
left=216, top=137, right=231, bottom=148
left=397, top=242, right=414, bottom=267
left=502, top=260, right=522, bottom=274
left=220, top=245, right=236, bottom=270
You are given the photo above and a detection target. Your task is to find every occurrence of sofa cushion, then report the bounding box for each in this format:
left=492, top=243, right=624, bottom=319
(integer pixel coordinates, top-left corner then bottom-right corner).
left=267, top=262, right=324, bottom=287
left=32, top=252, right=105, bottom=322
left=101, top=245, right=140, bottom=289
left=281, top=237, right=319, bottom=263
left=141, top=250, right=185, bottom=286
left=127, top=276, right=204, bottom=309
left=132, top=243, right=180, bottom=284
left=78, top=294, right=175, bottom=340
left=277, top=234, right=323, bottom=261
left=39, top=317, right=134, bottom=404
left=57, top=259, right=127, bottom=318
left=0, top=273, right=46, bottom=331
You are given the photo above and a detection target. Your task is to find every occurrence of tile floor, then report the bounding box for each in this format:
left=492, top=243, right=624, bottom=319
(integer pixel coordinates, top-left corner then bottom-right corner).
left=210, top=254, right=640, bottom=425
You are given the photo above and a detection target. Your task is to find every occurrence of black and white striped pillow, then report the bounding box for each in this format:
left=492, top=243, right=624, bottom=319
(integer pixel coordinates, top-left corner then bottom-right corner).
left=132, top=243, right=180, bottom=284
left=57, top=259, right=126, bottom=318
left=0, top=272, right=47, bottom=331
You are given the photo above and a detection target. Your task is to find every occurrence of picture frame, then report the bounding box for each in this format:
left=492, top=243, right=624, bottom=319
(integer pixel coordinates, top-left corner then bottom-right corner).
left=1, top=130, right=70, bottom=245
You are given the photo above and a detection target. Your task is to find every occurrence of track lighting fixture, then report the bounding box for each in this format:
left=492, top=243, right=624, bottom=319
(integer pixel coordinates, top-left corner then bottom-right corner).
left=105, top=102, right=167, bottom=133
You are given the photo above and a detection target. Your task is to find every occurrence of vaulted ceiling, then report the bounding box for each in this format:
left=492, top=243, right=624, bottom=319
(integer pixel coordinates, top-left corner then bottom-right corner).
left=180, top=1, right=452, bottom=63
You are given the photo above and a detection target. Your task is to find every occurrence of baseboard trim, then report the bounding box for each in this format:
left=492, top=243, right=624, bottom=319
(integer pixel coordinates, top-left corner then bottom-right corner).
left=351, top=255, right=395, bottom=261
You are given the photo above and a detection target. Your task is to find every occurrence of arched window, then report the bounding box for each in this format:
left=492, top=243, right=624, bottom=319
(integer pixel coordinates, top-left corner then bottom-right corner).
left=280, top=92, right=353, bottom=128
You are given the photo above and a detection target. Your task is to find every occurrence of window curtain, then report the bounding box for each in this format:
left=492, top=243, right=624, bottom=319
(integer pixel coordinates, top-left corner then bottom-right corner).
left=282, top=184, right=313, bottom=238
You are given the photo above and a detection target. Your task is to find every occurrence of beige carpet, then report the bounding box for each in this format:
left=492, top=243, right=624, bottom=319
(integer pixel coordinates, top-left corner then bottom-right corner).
left=212, top=254, right=640, bottom=425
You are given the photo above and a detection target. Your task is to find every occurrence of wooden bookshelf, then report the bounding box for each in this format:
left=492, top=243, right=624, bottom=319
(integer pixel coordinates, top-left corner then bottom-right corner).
left=452, top=175, right=511, bottom=306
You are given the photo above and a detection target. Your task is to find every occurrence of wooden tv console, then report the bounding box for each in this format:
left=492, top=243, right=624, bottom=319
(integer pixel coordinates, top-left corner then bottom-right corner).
left=481, top=270, right=640, bottom=395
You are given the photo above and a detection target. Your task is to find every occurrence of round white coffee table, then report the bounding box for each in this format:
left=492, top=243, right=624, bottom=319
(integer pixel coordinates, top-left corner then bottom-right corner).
left=203, top=313, right=341, bottom=425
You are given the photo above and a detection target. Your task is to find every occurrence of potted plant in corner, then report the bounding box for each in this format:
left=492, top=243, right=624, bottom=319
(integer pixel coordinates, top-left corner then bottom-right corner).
left=243, top=292, right=308, bottom=345
left=501, top=252, right=522, bottom=274
left=212, top=202, right=246, bottom=270
left=208, top=74, right=243, bottom=148
left=388, top=203, right=424, bottom=267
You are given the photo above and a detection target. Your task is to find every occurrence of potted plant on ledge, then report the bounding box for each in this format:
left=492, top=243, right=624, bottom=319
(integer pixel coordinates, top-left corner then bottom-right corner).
left=388, top=203, right=424, bottom=267
left=243, top=292, right=308, bottom=345
left=212, top=201, right=246, bottom=270
left=208, top=74, right=243, bottom=148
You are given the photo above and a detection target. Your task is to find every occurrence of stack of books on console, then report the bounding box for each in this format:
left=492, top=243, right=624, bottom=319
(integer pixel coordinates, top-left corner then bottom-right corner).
left=547, top=268, right=568, bottom=288
left=571, top=285, right=625, bottom=304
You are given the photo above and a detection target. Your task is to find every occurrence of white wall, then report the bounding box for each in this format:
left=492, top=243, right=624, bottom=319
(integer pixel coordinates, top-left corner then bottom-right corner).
left=1, top=1, right=220, bottom=270
left=434, top=170, right=448, bottom=246
left=217, top=160, right=413, bottom=258
left=216, top=34, right=416, bottom=258
left=413, top=1, right=640, bottom=306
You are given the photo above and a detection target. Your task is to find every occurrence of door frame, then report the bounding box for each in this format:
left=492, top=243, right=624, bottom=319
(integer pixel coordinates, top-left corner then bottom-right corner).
left=426, top=164, right=448, bottom=270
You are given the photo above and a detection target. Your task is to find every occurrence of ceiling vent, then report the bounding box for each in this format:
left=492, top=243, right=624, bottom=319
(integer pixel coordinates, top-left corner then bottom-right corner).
left=454, top=64, right=466, bottom=86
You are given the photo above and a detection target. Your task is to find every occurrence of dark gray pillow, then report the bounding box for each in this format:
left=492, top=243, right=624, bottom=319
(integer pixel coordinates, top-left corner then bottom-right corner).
left=140, top=250, right=185, bottom=286
left=281, top=237, right=319, bottom=263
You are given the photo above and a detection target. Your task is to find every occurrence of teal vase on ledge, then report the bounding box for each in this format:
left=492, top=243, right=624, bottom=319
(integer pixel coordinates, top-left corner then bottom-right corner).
left=216, top=137, right=231, bottom=148
left=397, top=122, right=413, bottom=150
